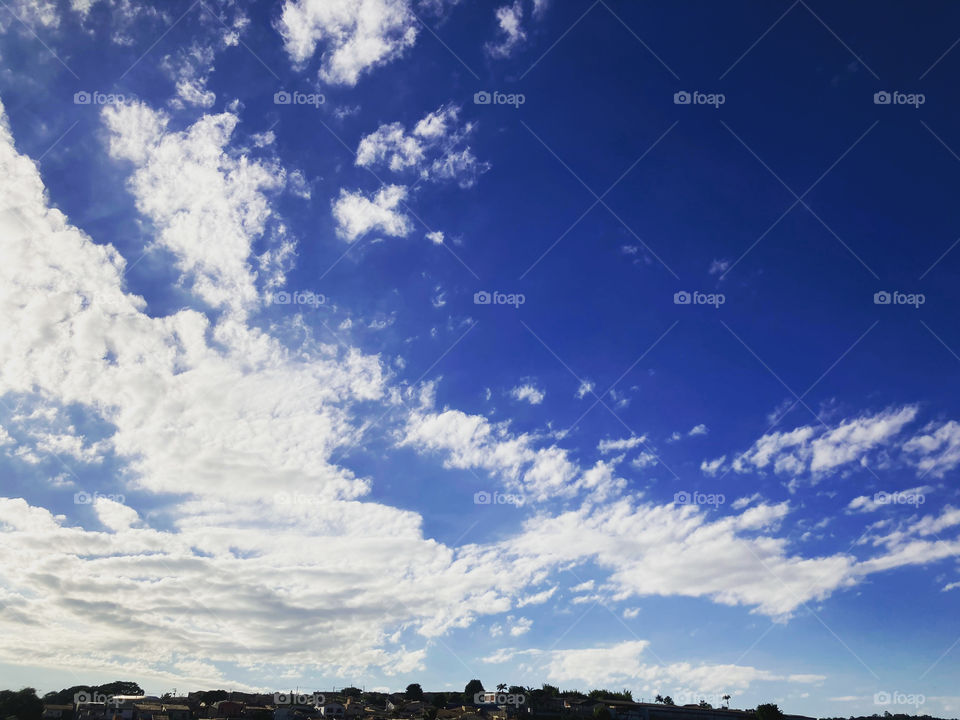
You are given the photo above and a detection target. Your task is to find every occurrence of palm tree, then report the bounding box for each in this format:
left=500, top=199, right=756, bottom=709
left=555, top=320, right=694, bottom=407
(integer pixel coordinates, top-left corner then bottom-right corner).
left=497, top=685, right=507, bottom=693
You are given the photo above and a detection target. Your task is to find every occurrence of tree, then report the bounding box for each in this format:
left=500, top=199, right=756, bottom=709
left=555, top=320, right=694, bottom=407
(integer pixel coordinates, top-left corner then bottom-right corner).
left=0, top=688, right=44, bottom=720
left=722, top=696, right=731, bottom=709
left=756, top=704, right=784, bottom=720
left=496, top=685, right=507, bottom=693
left=464, top=680, right=485, bottom=702
left=405, top=685, right=424, bottom=701
left=588, top=691, right=632, bottom=702
left=662, top=697, right=675, bottom=706
left=593, top=706, right=612, bottom=720
left=431, top=693, right=447, bottom=709
left=540, top=685, right=559, bottom=698
left=96, top=683, right=144, bottom=698
left=341, top=688, right=362, bottom=699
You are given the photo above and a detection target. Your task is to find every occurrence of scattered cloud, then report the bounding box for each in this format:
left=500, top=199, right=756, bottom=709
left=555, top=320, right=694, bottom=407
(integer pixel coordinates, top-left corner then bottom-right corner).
left=356, top=104, right=490, bottom=188
left=510, top=383, right=545, bottom=405
left=277, top=0, right=420, bottom=86
left=332, top=185, right=413, bottom=242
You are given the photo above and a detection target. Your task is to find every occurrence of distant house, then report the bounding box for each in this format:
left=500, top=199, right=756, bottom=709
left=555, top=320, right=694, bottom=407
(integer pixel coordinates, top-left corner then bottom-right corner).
left=562, top=700, right=601, bottom=717
left=242, top=706, right=273, bottom=720
left=44, top=705, right=75, bottom=720
left=211, top=702, right=245, bottom=719
left=135, top=703, right=165, bottom=720
left=318, top=704, right=345, bottom=719
left=162, top=705, right=191, bottom=720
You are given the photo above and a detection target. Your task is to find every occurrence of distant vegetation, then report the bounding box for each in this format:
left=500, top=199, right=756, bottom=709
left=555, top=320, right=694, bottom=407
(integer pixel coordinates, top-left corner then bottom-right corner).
left=2, top=681, right=957, bottom=720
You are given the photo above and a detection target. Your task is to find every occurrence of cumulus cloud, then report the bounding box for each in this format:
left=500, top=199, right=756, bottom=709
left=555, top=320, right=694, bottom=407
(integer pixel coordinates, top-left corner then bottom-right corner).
left=575, top=379, right=595, bottom=399
left=277, top=0, right=419, bottom=85
left=727, top=406, right=918, bottom=477
left=483, top=639, right=824, bottom=696
left=510, top=383, right=545, bottom=405
left=332, top=185, right=413, bottom=241
left=401, top=407, right=622, bottom=501
left=0, top=96, right=519, bottom=677
left=486, top=1, right=526, bottom=58
left=598, top=436, right=646, bottom=454
left=355, top=104, right=490, bottom=188
left=903, top=420, right=960, bottom=478
left=104, top=101, right=289, bottom=317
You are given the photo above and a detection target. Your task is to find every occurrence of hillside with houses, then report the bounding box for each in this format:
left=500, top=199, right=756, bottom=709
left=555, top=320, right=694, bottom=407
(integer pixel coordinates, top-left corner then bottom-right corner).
left=2, top=682, right=826, bottom=720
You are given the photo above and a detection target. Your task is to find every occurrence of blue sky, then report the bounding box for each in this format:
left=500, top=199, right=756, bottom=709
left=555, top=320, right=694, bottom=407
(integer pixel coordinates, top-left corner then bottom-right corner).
left=0, top=0, right=959, bottom=716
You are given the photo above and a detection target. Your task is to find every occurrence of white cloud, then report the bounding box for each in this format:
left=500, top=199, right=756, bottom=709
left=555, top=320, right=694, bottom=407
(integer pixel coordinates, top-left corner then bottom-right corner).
left=904, top=420, right=960, bottom=478
left=575, top=379, right=595, bottom=399
left=689, top=423, right=708, bottom=436
left=332, top=185, right=413, bottom=241
left=630, top=452, right=658, bottom=469
left=509, top=616, right=532, bottom=636
left=708, top=259, right=730, bottom=275
left=598, top=436, right=646, bottom=454
left=510, top=383, right=545, bottom=405
left=277, top=0, right=419, bottom=86
left=426, top=230, right=444, bottom=245
left=700, top=455, right=725, bottom=476
left=486, top=1, right=526, bottom=58
left=0, top=96, right=532, bottom=678
left=517, top=586, right=556, bottom=606
left=104, top=102, right=288, bottom=317
left=356, top=104, right=490, bottom=188
left=847, top=486, right=932, bottom=513
left=496, top=639, right=825, bottom=695
left=731, top=493, right=762, bottom=510
left=730, top=406, right=918, bottom=477
left=402, top=408, right=619, bottom=501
